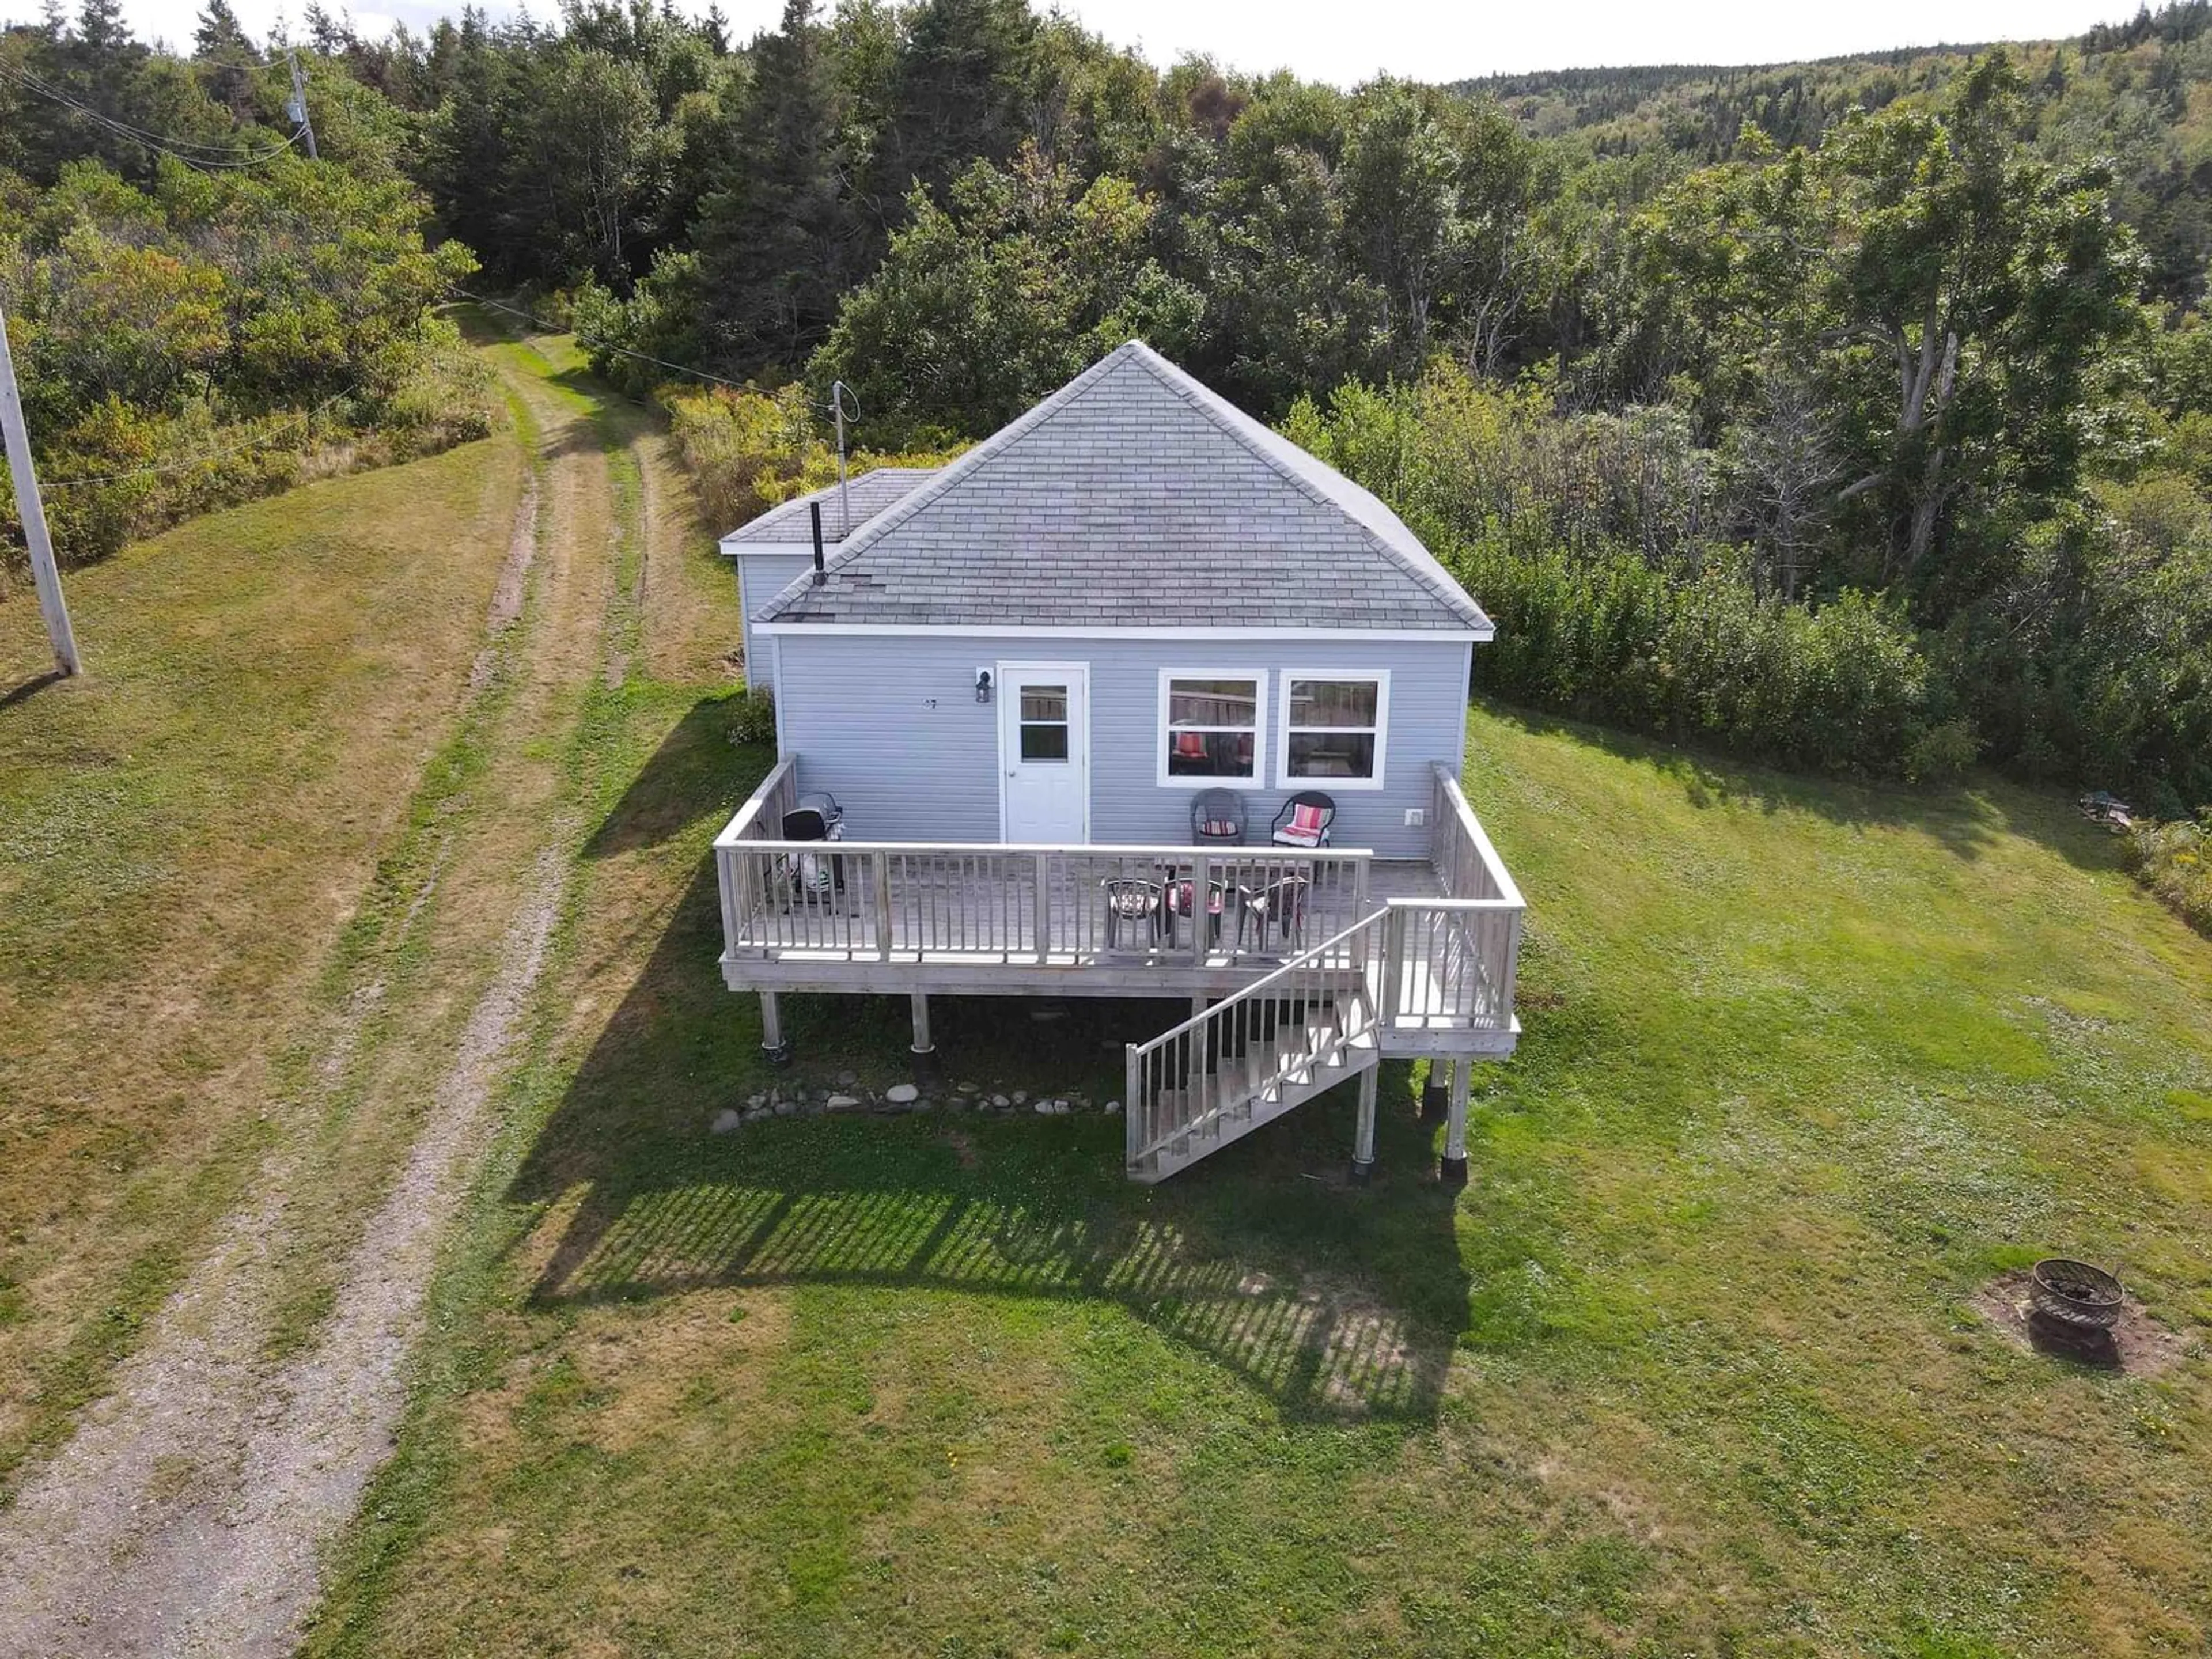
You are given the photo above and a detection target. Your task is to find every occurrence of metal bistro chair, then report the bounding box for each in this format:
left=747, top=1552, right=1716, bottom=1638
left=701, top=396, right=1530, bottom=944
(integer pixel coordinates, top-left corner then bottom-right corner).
left=1100, top=877, right=1163, bottom=951
left=1237, top=873, right=1312, bottom=954
left=1190, top=788, right=1247, bottom=847
left=1162, top=875, right=1229, bottom=950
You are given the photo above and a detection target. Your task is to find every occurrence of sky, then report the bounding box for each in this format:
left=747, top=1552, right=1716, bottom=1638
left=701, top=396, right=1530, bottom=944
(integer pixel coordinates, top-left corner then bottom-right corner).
left=2, top=0, right=2149, bottom=83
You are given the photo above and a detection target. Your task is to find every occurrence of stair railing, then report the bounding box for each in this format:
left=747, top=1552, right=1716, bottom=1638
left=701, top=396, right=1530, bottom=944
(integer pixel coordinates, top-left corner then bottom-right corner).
left=1125, top=908, right=1389, bottom=1172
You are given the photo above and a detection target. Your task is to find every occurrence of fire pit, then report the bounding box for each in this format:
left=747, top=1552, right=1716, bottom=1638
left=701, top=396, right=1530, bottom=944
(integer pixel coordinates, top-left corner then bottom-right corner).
left=2030, top=1259, right=2124, bottom=1330
left=2025, top=1258, right=2124, bottom=1363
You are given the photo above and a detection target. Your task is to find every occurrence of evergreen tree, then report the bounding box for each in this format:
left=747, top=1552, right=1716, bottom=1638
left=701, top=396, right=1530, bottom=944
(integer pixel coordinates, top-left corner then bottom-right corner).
left=423, top=8, right=517, bottom=271
left=691, top=0, right=856, bottom=372
left=192, top=0, right=259, bottom=118
left=866, top=0, right=1036, bottom=224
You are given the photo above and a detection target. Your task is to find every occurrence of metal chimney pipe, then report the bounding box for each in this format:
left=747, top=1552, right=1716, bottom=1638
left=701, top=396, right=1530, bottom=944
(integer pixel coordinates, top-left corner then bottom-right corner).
left=810, top=501, right=825, bottom=585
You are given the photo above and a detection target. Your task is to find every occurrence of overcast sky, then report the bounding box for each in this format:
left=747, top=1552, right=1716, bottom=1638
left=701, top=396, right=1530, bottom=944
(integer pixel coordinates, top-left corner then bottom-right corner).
left=4, top=0, right=2147, bottom=84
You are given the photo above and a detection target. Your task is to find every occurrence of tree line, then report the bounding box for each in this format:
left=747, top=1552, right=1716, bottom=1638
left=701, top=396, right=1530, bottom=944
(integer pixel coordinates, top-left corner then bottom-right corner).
left=3, top=0, right=2210, bottom=812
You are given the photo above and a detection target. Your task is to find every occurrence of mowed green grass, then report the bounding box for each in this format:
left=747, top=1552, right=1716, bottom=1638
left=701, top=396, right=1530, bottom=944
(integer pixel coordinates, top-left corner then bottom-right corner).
left=308, top=700, right=2212, bottom=1658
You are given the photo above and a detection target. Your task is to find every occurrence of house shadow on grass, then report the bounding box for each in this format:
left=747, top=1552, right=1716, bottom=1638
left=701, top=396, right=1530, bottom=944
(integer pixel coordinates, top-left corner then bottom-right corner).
left=586, top=690, right=763, bottom=861
left=509, top=851, right=1473, bottom=1423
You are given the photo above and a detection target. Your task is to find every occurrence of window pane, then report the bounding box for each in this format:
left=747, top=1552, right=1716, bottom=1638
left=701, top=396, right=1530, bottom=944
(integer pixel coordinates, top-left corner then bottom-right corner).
left=1289, top=679, right=1378, bottom=729
left=1167, top=730, right=1256, bottom=777
left=1021, top=687, right=1067, bottom=722
left=1168, top=679, right=1258, bottom=729
left=1020, top=722, right=1070, bottom=762
left=1287, top=731, right=1375, bottom=779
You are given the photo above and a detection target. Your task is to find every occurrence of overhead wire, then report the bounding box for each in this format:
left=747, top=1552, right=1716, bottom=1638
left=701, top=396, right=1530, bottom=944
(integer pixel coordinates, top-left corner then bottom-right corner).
left=0, top=58, right=304, bottom=168
left=447, top=287, right=757, bottom=392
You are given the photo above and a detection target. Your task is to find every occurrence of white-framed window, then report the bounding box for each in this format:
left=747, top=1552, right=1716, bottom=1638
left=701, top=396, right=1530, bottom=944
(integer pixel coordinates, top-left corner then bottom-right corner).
left=1277, top=671, right=1389, bottom=790
left=1158, top=670, right=1267, bottom=789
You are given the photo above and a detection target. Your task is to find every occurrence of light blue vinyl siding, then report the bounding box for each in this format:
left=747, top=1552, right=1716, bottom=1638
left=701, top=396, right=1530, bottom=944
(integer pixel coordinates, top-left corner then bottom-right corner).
left=772, top=632, right=1472, bottom=858
left=734, top=551, right=813, bottom=690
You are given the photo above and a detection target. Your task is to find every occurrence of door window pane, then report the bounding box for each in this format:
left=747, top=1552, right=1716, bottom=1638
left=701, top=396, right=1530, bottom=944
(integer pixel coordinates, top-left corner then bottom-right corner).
left=1020, top=722, right=1070, bottom=761
left=1018, top=683, right=1069, bottom=763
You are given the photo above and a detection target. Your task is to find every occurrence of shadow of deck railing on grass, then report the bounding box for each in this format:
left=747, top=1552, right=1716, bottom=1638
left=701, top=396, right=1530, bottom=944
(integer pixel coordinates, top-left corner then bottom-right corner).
left=517, top=756, right=1470, bottom=1421
left=524, top=1163, right=1456, bottom=1420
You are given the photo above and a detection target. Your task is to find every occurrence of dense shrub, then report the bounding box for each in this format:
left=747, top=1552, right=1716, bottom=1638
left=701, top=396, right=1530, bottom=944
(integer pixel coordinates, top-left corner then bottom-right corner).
left=1289, top=366, right=1954, bottom=779
left=727, top=690, right=777, bottom=748
left=1453, top=537, right=1955, bottom=777
left=664, top=383, right=966, bottom=532
left=2124, top=813, right=2212, bottom=937
left=0, top=153, right=487, bottom=575
left=2, top=332, right=492, bottom=573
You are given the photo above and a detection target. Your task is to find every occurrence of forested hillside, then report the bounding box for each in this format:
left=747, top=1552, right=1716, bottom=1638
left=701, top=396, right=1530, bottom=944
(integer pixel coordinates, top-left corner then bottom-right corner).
left=4, top=0, right=2210, bottom=814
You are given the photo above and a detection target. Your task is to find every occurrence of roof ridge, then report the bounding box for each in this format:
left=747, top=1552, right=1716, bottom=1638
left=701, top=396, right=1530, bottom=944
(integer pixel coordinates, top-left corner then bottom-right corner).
left=760, top=343, right=1147, bottom=619
left=1115, top=343, right=1485, bottom=628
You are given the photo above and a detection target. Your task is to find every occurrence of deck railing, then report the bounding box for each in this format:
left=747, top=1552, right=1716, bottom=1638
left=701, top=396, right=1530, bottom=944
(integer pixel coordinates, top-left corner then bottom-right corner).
left=711, top=757, right=1524, bottom=1044
left=712, top=765, right=1373, bottom=966
left=1400, top=763, right=1525, bottom=1031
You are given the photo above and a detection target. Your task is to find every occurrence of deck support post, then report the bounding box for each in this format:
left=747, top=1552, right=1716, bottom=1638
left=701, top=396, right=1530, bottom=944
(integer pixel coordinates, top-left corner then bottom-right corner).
left=908, top=991, right=940, bottom=1080
left=1421, top=1058, right=1453, bottom=1122
left=760, top=990, right=791, bottom=1067
left=1441, top=1058, right=1472, bottom=1184
left=1350, top=1065, right=1378, bottom=1185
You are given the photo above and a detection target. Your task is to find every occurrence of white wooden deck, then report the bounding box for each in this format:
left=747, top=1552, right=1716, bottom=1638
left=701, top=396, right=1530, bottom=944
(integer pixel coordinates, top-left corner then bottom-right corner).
left=712, top=760, right=1522, bottom=1055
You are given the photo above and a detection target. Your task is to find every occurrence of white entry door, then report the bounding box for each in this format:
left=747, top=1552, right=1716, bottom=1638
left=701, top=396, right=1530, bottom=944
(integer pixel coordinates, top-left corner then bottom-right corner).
left=998, top=662, right=1090, bottom=843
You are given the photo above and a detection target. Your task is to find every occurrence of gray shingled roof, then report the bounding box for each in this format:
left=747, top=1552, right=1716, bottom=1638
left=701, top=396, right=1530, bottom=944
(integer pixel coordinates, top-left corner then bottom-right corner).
left=759, top=343, right=1491, bottom=634
left=719, top=466, right=941, bottom=549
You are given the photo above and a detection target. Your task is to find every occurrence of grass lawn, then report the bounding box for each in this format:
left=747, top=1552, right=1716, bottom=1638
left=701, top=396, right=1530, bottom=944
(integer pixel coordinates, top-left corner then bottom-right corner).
left=0, top=427, right=525, bottom=1485
left=306, top=692, right=2212, bottom=1656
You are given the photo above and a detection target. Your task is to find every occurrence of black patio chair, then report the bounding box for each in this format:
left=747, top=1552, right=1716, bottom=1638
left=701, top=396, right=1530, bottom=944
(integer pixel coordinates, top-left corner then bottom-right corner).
left=1270, top=790, right=1337, bottom=849
left=1237, top=873, right=1311, bottom=953
left=1100, top=877, right=1162, bottom=950
left=1190, top=788, right=1247, bottom=847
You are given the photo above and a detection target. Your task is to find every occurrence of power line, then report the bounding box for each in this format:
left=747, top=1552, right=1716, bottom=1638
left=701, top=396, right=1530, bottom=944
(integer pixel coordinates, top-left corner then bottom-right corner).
left=0, top=57, right=295, bottom=157
left=0, top=59, right=303, bottom=169
left=448, top=288, right=756, bottom=392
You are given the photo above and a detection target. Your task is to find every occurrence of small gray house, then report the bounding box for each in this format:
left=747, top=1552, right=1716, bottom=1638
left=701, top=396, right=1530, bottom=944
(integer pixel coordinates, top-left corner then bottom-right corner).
left=713, top=342, right=1524, bottom=1184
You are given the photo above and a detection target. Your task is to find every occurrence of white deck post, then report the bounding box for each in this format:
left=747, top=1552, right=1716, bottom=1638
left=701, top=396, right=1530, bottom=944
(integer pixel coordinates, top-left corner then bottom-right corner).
left=1350, top=1065, right=1378, bottom=1184
left=759, top=990, right=790, bottom=1067
left=1441, top=1058, right=1472, bottom=1183
left=1189, top=851, right=1210, bottom=965
left=908, top=990, right=940, bottom=1082
left=1422, top=1056, right=1453, bottom=1122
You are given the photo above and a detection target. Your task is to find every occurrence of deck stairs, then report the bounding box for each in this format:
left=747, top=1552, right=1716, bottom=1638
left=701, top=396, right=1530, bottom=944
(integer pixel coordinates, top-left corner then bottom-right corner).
left=1125, top=911, right=1388, bottom=1183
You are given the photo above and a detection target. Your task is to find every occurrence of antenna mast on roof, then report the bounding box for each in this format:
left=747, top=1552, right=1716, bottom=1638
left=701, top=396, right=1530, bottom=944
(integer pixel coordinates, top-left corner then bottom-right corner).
left=826, top=380, right=859, bottom=536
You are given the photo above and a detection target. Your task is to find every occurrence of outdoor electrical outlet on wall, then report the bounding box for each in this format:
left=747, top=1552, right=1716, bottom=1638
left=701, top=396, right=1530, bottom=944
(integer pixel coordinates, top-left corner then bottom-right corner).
left=1404, top=808, right=1426, bottom=827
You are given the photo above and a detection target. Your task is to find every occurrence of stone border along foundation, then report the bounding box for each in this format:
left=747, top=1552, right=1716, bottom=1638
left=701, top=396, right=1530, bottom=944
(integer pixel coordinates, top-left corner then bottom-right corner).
left=710, top=1080, right=1120, bottom=1134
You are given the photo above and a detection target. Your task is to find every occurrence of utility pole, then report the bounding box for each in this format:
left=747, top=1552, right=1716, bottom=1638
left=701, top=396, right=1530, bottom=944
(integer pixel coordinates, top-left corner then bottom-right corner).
left=0, top=301, right=81, bottom=678
left=286, top=51, right=319, bottom=160
left=828, top=380, right=857, bottom=535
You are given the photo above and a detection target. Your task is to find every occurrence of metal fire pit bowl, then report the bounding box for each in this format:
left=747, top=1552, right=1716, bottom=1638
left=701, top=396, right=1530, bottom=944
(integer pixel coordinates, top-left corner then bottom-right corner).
left=2030, top=1259, right=2124, bottom=1331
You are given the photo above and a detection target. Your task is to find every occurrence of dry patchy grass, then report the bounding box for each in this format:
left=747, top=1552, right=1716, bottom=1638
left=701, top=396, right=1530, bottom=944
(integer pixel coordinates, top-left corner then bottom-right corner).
left=0, top=430, right=524, bottom=1484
